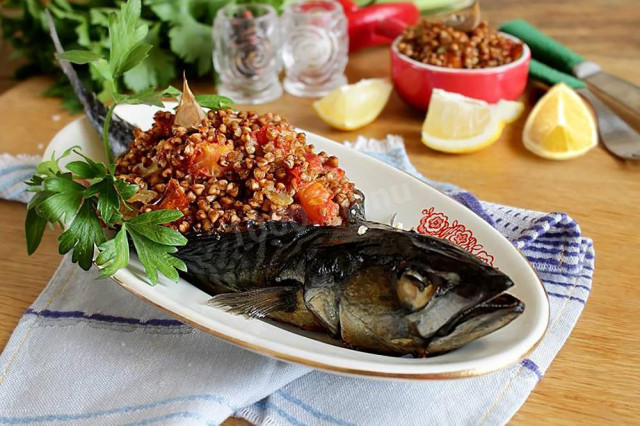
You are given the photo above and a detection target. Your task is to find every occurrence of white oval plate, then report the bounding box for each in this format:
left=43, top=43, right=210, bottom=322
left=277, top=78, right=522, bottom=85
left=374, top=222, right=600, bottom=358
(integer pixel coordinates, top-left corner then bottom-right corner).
left=45, top=104, right=549, bottom=380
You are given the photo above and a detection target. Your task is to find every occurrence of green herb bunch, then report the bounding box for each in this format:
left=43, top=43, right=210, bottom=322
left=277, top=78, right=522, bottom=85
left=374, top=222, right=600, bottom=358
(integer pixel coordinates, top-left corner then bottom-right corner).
left=0, top=0, right=289, bottom=112
left=25, top=0, right=231, bottom=284
left=26, top=147, right=188, bottom=284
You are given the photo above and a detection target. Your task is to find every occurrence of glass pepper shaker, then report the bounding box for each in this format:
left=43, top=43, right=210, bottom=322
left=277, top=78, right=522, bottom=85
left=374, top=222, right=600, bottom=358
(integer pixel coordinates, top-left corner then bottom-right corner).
left=213, top=3, right=283, bottom=104
left=281, top=1, right=349, bottom=97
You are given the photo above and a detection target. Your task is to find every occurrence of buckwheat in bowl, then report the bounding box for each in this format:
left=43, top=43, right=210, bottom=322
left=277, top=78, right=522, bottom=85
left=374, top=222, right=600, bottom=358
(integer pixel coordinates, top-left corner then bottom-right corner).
left=390, top=20, right=531, bottom=110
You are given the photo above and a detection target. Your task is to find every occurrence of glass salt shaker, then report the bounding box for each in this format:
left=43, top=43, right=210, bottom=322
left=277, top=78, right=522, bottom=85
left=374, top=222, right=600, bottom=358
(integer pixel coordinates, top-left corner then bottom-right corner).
left=212, top=3, right=282, bottom=104
left=281, top=1, right=349, bottom=97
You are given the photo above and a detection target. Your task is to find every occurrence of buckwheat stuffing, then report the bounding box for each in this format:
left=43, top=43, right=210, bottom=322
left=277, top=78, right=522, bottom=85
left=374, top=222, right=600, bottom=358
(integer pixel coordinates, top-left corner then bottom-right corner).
left=115, top=109, right=358, bottom=233
left=397, top=20, right=523, bottom=69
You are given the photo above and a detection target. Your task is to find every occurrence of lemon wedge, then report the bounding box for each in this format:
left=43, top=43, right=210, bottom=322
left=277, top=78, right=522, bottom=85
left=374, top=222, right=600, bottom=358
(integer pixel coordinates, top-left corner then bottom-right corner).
left=313, top=79, right=393, bottom=131
left=421, top=89, right=523, bottom=154
left=523, top=83, right=597, bottom=160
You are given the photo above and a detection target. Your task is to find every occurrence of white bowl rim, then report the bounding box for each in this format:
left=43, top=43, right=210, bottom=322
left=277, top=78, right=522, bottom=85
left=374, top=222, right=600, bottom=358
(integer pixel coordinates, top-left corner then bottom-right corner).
left=391, top=32, right=531, bottom=75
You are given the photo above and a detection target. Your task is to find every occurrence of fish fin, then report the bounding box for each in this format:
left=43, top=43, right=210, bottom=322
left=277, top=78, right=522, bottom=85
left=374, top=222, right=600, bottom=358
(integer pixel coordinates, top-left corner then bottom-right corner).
left=207, top=286, right=298, bottom=319
left=304, top=278, right=340, bottom=337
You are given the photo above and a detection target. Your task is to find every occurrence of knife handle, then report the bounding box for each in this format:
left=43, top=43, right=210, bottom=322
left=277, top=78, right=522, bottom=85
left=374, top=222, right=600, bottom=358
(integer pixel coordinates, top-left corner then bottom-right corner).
left=500, top=19, right=585, bottom=75
left=529, top=59, right=586, bottom=89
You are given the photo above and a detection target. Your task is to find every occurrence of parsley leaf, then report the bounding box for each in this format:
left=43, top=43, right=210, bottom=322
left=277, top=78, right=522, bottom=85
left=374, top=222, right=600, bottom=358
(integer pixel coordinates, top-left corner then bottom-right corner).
left=108, top=0, right=151, bottom=78
left=87, top=178, right=122, bottom=225
left=72, top=150, right=109, bottom=177
left=66, top=151, right=109, bottom=179
left=127, top=210, right=188, bottom=246
left=83, top=171, right=138, bottom=226
left=113, top=85, right=182, bottom=108
left=25, top=149, right=188, bottom=283
left=128, top=229, right=186, bottom=284
left=66, top=160, right=106, bottom=179
left=95, top=226, right=130, bottom=277
left=114, top=178, right=139, bottom=204
left=58, top=199, right=106, bottom=271
left=38, top=176, right=85, bottom=224
left=194, top=94, right=234, bottom=110
left=123, top=23, right=176, bottom=92
left=31, top=146, right=78, bottom=180
left=96, top=210, right=187, bottom=284
left=168, top=15, right=213, bottom=75
left=25, top=208, right=48, bottom=255
left=58, top=50, right=103, bottom=64
left=127, top=211, right=187, bottom=284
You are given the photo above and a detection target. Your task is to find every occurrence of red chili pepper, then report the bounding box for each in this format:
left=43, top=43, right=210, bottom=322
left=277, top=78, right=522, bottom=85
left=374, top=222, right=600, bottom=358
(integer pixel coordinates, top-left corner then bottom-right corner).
left=339, top=0, right=360, bottom=14
left=338, top=0, right=419, bottom=52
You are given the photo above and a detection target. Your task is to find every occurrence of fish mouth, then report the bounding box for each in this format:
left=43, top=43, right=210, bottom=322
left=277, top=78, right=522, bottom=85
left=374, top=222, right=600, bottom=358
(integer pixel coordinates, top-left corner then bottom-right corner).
left=423, top=293, right=525, bottom=354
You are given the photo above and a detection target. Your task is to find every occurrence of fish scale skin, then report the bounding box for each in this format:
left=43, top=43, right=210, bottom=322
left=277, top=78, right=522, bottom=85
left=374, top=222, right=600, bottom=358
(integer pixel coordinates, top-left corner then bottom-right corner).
left=177, top=222, right=325, bottom=293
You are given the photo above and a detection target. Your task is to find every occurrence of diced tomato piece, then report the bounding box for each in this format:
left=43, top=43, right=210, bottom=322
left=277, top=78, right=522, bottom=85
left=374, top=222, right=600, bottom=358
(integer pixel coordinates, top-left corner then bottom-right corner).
left=256, top=124, right=281, bottom=146
left=288, top=165, right=302, bottom=190
left=331, top=167, right=346, bottom=178
left=188, top=142, right=232, bottom=177
left=296, top=182, right=339, bottom=225
left=322, top=160, right=346, bottom=179
left=305, top=152, right=323, bottom=171
left=288, top=153, right=339, bottom=190
left=256, top=126, right=270, bottom=145
left=302, top=152, right=324, bottom=181
left=275, top=137, right=291, bottom=152
left=289, top=165, right=302, bottom=181
left=157, top=179, right=190, bottom=212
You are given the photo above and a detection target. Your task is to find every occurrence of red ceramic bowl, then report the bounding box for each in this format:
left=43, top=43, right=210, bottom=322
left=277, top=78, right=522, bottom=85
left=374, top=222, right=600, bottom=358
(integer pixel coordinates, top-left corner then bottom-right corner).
left=390, top=33, right=530, bottom=110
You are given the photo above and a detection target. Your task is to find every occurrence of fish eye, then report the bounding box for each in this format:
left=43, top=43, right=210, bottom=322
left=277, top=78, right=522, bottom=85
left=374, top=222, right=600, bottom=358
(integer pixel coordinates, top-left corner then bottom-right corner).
left=397, top=269, right=435, bottom=312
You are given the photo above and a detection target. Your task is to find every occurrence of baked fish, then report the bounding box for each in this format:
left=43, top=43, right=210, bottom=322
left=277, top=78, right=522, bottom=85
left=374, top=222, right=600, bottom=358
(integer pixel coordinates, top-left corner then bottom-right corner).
left=178, top=220, right=524, bottom=357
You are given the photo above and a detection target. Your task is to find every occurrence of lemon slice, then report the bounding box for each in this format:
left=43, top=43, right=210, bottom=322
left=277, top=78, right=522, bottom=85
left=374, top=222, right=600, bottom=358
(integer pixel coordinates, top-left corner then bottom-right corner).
left=523, top=83, right=597, bottom=160
left=313, top=79, right=393, bottom=131
left=421, top=89, right=523, bottom=154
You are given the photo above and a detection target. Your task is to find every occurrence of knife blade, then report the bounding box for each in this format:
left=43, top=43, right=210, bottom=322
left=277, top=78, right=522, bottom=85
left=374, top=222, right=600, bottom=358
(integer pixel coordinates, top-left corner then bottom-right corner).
left=529, top=59, right=640, bottom=160
left=578, top=87, right=640, bottom=160
left=500, top=20, right=640, bottom=115
left=574, top=64, right=640, bottom=114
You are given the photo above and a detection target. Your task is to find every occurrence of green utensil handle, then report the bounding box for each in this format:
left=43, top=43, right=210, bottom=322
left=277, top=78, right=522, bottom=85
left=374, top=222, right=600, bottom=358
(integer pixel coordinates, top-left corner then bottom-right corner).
left=529, top=59, right=586, bottom=89
left=500, top=19, right=585, bottom=75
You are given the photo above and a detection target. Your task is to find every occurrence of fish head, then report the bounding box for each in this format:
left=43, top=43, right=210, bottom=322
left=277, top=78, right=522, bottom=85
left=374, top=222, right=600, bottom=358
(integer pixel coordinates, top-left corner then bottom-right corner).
left=338, top=230, right=524, bottom=356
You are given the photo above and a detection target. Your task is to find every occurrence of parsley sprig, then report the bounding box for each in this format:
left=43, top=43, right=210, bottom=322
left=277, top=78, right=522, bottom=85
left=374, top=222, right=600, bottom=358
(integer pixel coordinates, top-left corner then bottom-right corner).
left=25, top=0, right=230, bottom=284
left=26, top=146, right=189, bottom=284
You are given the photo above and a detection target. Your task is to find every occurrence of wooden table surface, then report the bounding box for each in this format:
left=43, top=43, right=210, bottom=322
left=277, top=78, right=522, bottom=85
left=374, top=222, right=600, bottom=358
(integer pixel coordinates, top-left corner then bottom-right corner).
left=1, top=0, right=639, bottom=423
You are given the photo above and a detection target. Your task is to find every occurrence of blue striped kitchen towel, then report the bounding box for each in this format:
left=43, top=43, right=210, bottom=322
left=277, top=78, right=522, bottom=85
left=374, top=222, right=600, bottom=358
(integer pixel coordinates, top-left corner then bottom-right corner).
left=0, top=154, right=41, bottom=204
left=0, top=135, right=594, bottom=425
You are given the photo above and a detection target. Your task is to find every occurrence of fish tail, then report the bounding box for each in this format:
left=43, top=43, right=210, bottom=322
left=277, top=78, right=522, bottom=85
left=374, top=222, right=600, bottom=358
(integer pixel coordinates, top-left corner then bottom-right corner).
left=46, top=10, right=98, bottom=121
left=45, top=10, right=134, bottom=158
